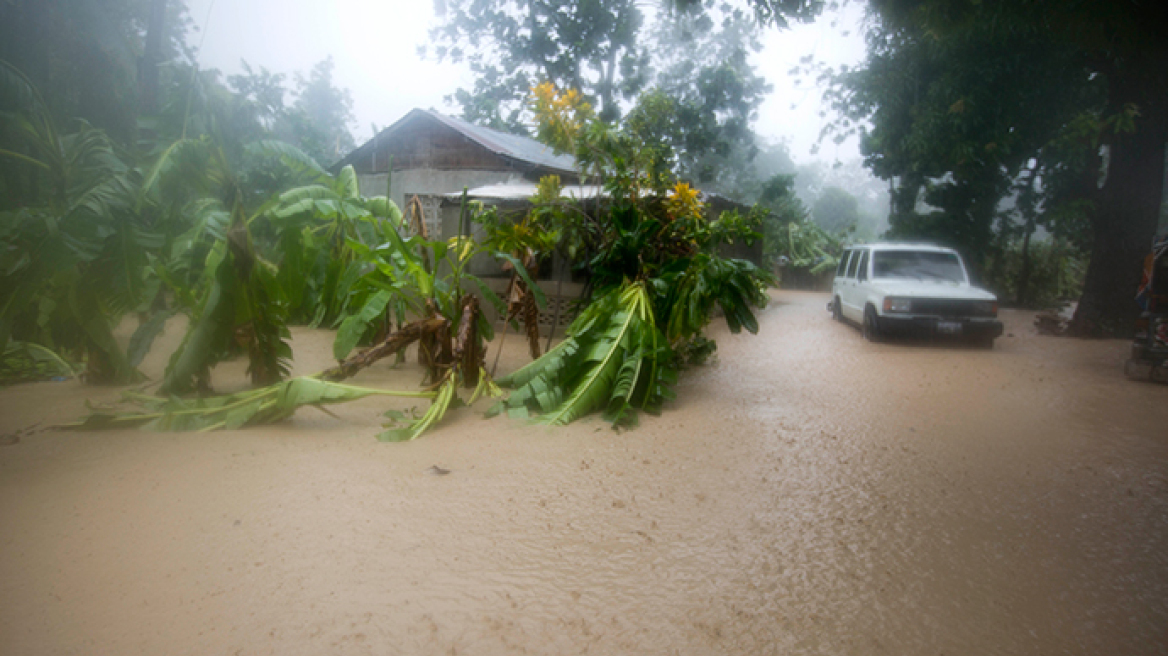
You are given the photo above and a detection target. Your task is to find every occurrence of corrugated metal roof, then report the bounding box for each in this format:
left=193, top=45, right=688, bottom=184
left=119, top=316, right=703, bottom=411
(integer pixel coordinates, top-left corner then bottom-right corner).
left=335, top=108, right=577, bottom=176
left=422, top=110, right=577, bottom=174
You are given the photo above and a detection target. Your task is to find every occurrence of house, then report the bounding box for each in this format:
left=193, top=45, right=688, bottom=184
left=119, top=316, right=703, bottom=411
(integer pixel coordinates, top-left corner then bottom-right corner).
left=334, top=108, right=578, bottom=241
left=336, top=109, right=763, bottom=326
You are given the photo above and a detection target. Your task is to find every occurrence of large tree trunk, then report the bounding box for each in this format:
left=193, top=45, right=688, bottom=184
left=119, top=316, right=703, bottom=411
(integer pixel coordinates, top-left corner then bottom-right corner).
left=1071, top=68, right=1167, bottom=337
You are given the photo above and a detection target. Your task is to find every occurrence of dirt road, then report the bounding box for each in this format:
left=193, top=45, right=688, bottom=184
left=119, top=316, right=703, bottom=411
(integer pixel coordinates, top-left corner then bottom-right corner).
left=2, top=290, right=1166, bottom=655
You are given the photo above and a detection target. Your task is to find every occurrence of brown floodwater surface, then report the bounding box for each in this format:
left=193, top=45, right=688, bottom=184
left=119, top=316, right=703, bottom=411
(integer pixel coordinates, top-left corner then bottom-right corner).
left=1, top=290, right=1166, bottom=655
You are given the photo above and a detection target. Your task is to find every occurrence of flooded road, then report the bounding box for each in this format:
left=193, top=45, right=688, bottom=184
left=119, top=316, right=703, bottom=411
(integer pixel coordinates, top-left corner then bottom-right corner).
left=2, top=290, right=1166, bottom=655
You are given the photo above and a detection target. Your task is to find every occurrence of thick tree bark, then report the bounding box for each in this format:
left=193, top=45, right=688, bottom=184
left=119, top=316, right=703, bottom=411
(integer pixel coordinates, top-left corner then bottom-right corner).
left=1071, top=66, right=1168, bottom=337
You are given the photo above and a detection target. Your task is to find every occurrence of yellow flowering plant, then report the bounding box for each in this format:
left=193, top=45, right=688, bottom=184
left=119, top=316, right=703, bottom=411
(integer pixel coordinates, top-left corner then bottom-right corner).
left=529, top=82, right=594, bottom=154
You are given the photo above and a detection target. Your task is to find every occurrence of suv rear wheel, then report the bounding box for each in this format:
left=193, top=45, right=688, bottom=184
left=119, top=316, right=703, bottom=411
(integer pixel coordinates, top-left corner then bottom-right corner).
left=862, top=306, right=882, bottom=342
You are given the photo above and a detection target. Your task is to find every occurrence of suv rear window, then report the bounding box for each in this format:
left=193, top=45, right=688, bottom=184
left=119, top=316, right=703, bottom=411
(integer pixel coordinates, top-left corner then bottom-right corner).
left=872, top=250, right=966, bottom=283
left=846, top=249, right=864, bottom=278
left=836, top=250, right=852, bottom=277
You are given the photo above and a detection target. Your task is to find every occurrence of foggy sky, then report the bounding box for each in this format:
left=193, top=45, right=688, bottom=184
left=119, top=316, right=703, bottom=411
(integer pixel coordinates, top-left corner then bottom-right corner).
left=184, top=0, right=866, bottom=162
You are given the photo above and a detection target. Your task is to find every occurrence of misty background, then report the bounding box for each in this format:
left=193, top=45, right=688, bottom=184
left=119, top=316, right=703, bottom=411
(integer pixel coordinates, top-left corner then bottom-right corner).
left=184, top=0, right=890, bottom=238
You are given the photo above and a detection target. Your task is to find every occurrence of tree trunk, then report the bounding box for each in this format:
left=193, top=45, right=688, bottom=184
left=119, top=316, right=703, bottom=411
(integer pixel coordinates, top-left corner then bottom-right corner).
left=1015, top=162, right=1041, bottom=307
left=1017, top=221, right=1034, bottom=307
left=1071, top=68, right=1168, bottom=337
left=138, top=0, right=168, bottom=115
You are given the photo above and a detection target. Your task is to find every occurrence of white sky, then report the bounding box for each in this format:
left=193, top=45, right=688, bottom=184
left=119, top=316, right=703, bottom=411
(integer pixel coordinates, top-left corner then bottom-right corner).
left=185, top=0, right=868, bottom=164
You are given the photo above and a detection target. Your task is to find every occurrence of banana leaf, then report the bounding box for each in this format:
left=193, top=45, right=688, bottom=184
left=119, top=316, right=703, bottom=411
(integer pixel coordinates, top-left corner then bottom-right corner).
left=495, top=282, right=675, bottom=427
left=63, top=376, right=435, bottom=432
left=378, top=373, right=458, bottom=442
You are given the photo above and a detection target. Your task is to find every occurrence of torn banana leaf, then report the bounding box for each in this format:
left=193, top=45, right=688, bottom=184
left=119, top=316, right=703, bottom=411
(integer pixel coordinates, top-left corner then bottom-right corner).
left=62, top=376, right=434, bottom=432
left=494, top=281, right=677, bottom=427
left=378, top=373, right=458, bottom=442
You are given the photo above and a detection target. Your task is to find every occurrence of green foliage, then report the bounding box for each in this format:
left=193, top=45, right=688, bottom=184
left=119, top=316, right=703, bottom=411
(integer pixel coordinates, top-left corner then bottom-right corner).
left=66, top=376, right=435, bottom=432
left=811, top=186, right=860, bottom=233
left=428, top=0, right=648, bottom=126
left=141, top=135, right=300, bottom=394
left=378, top=373, right=460, bottom=442
left=633, top=3, right=773, bottom=185
left=771, top=219, right=842, bottom=275
left=488, top=89, right=774, bottom=429
left=823, top=0, right=1167, bottom=330
left=427, top=0, right=787, bottom=187
left=1, top=340, right=77, bottom=385
left=985, top=239, right=1088, bottom=309
left=0, top=0, right=193, bottom=143
left=495, top=282, right=675, bottom=427
left=1, top=60, right=153, bottom=383
left=659, top=252, right=770, bottom=340
left=284, top=57, right=357, bottom=166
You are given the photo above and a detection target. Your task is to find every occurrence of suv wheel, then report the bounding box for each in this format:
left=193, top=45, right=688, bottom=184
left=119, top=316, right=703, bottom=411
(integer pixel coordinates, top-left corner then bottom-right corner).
left=832, top=297, right=843, bottom=322
left=862, top=306, right=882, bottom=342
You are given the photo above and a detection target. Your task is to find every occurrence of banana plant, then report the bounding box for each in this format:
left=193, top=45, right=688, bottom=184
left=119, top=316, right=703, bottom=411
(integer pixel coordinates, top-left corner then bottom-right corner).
left=474, top=176, right=562, bottom=361
left=258, top=161, right=403, bottom=327
left=1, top=61, right=159, bottom=383
left=485, top=85, right=775, bottom=429
left=492, top=281, right=675, bottom=427
left=773, top=219, right=842, bottom=274
left=144, top=137, right=299, bottom=394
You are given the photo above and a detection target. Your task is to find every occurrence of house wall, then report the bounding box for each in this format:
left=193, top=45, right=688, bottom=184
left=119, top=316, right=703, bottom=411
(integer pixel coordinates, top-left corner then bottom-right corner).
left=356, top=170, right=526, bottom=212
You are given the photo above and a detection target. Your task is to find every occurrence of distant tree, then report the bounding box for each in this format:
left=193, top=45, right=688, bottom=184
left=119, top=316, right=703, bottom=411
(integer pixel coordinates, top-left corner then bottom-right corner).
left=427, top=0, right=648, bottom=129
left=754, top=173, right=811, bottom=267
left=637, top=3, right=773, bottom=183
left=0, top=0, right=192, bottom=142
left=811, top=186, right=859, bottom=233
left=227, top=62, right=288, bottom=131
left=223, top=58, right=356, bottom=168
left=426, top=0, right=812, bottom=182
left=284, top=57, right=356, bottom=167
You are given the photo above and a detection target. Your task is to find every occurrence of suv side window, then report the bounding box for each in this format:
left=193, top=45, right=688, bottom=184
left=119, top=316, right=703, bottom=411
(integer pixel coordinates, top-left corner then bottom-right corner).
left=836, top=250, right=852, bottom=277
left=856, top=250, right=870, bottom=281
left=846, top=249, right=864, bottom=278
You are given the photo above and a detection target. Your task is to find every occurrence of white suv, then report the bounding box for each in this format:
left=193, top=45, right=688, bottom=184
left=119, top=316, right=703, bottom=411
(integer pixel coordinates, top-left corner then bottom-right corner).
left=830, top=242, right=1003, bottom=347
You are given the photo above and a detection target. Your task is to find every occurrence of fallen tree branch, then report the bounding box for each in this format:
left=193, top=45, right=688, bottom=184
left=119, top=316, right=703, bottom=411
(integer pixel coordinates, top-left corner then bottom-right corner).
left=321, top=316, right=447, bottom=381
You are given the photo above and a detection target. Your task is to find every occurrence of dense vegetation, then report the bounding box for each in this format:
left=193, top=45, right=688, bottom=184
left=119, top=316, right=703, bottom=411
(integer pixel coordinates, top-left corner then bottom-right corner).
left=0, top=0, right=774, bottom=438
left=4, top=0, right=1162, bottom=410
left=819, top=0, right=1167, bottom=332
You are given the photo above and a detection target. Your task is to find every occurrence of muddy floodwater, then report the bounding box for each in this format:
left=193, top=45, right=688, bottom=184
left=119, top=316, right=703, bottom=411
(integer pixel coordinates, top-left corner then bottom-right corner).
left=2, top=290, right=1166, bottom=655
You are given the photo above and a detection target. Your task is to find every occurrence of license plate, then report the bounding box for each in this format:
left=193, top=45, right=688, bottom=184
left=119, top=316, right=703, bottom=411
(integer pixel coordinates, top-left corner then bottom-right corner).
left=937, top=320, right=963, bottom=335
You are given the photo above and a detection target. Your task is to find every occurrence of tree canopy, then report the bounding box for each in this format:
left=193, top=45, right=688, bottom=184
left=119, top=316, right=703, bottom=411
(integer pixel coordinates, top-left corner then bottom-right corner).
left=425, top=0, right=817, bottom=189
left=818, top=0, right=1167, bottom=328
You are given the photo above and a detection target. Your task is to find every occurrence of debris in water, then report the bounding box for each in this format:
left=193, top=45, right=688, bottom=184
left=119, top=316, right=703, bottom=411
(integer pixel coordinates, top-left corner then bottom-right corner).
left=426, top=465, right=451, bottom=476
